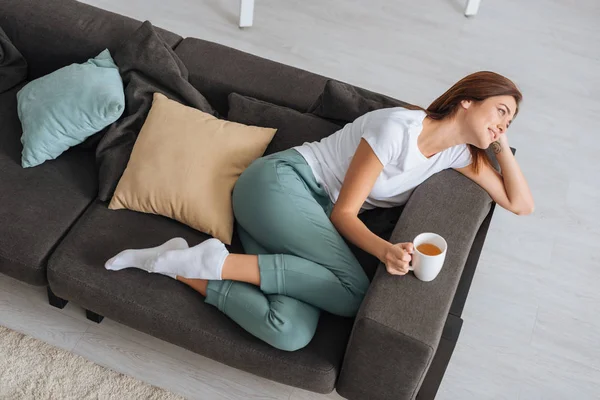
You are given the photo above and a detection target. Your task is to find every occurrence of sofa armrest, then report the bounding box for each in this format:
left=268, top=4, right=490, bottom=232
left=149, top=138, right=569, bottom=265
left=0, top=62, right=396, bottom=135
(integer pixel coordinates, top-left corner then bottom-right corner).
left=336, top=169, right=494, bottom=400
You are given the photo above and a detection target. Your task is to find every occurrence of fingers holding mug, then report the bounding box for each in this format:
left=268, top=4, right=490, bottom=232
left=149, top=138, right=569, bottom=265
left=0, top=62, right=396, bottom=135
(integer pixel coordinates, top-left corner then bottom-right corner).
left=399, top=242, right=414, bottom=256
left=385, top=259, right=408, bottom=275
left=398, top=259, right=411, bottom=274
left=384, top=243, right=413, bottom=275
left=396, top=242, right=413, bottom=272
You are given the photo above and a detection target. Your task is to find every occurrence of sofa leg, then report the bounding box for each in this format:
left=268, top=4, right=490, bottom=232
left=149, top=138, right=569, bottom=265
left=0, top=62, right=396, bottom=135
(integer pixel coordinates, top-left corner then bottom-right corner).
left=416, top=314, right=463, bottom=400
left=47, top=287, right=68, bottom=309
left=86, top=309, right=104, bottom=324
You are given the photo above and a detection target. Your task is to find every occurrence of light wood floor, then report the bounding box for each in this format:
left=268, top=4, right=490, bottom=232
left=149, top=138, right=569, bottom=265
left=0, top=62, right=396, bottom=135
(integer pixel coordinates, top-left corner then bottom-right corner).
left=2, top=0, right=600, bottom=399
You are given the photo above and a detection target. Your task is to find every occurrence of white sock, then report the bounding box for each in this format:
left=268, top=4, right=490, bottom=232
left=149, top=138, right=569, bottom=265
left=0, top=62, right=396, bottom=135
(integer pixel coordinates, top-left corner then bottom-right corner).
left=147, top=238, right=229, bottom=280
left=105, top=237, right=189, bottom=278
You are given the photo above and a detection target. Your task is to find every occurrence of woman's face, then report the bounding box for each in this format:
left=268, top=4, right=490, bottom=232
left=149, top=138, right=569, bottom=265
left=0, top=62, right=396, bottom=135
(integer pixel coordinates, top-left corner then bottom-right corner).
left=461, top=95, right=517, bottom=149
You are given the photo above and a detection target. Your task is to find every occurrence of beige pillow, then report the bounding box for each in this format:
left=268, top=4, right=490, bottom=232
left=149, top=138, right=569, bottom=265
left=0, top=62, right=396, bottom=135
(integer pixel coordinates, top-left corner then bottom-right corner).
left=109, top=93, right=276, bottom=244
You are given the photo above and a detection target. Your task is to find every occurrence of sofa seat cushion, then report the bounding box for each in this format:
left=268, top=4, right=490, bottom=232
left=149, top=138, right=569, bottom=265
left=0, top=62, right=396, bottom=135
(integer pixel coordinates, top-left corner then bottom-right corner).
left=47, top=200, right=354, bottom=393
left=0, top=85, right=98, bottom=285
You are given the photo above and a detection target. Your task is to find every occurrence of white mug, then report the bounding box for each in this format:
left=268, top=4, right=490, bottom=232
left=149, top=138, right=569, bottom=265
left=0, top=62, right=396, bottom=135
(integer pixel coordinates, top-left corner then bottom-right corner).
left=409, top=233, right=448, bottom=282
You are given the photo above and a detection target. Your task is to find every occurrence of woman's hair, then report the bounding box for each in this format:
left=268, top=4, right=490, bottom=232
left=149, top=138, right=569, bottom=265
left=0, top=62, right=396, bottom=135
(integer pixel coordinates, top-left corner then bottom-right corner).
left=409, top=71, right=523, bottom=174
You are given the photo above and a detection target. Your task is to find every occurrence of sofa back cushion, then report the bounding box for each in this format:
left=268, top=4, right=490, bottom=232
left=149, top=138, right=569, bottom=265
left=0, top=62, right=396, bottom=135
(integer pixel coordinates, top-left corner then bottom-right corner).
left=227, top=93, right=340, bottom=156
left=174, top=38, right=327, bottom=116
left=308, top=79, right=414, bottom=124
left=0, top=26, right=27, bottom=94
left=0, top=0, right=182, bottom=81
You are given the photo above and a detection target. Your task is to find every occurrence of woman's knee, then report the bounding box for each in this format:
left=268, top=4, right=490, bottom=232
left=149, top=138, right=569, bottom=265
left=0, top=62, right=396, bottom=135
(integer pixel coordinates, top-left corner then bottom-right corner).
left=269, top=324, right=316, bottom=352
left=266, top=297, right=319, bottom=351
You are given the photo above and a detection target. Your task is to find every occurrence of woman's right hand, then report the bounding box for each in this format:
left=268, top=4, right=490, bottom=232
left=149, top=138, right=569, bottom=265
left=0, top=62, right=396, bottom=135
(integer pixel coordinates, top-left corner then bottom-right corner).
left=382, top=242, right=414, bottom=276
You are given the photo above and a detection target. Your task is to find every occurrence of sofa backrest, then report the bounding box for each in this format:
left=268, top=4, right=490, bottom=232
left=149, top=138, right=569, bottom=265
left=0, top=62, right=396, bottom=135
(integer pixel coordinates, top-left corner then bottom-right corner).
left=0, top=0, right=329, bottom=118
left=0, top=0, right=182, bottom=81
left=174, top=38, right=327, bottom=116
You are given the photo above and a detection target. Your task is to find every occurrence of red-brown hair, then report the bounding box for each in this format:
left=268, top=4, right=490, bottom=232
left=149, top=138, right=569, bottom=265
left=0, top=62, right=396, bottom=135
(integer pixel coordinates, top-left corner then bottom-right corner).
left=408, top=71, right=523, bottom=173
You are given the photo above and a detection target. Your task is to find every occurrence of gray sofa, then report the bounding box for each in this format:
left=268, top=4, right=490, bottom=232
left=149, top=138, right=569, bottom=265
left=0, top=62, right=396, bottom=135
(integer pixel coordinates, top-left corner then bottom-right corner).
left=0, top=1, right=498, bottom=399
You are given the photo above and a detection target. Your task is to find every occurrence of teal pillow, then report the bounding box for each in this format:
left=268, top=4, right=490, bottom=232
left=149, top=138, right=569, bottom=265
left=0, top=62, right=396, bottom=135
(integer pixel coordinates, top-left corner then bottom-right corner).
left=16, top=49, right=125, bottom=168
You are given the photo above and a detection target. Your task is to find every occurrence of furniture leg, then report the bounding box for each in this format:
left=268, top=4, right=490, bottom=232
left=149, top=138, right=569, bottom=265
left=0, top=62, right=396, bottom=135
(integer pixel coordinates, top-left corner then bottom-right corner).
left=239, top=0, right=254, bottom=28
left=47, top=286, right=68, bottom=309
left=86, top=309, right=105, bottom=324
left=416, top=314, right=463, bottom=400
left=465, top=0, right=481, bottom=16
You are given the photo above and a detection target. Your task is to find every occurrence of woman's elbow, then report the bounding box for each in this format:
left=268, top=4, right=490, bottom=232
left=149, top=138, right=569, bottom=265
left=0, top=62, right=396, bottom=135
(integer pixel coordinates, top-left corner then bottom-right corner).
left=513, top=202, right=535, bottom=216
left=330, top=207, right=356, bottom=226
left=330, top=209, right=344, bottom=225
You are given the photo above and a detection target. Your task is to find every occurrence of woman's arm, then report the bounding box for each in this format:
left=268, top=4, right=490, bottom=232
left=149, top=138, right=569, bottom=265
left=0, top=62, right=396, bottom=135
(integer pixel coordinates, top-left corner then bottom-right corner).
left=455, top=135, right=535, bottom=215
left=331, top=139, right=413, bottom=275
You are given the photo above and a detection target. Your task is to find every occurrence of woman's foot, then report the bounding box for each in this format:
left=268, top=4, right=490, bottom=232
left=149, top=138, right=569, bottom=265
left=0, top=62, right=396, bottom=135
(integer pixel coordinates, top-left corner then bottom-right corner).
left=148, top=238, right=229, bottom=280
left=105, top=237, right=189, bottom=278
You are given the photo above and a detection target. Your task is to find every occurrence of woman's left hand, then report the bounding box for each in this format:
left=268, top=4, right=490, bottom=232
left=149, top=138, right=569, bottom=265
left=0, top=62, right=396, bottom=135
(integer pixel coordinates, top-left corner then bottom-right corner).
left=496, top=133, right=510, bottom=150
left=490, top=134, right=509, bottom=155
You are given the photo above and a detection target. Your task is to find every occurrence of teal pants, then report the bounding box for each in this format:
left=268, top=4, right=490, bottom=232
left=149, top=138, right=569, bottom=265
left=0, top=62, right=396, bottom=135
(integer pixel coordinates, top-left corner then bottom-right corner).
left=205, top=149, right=370, bottom=351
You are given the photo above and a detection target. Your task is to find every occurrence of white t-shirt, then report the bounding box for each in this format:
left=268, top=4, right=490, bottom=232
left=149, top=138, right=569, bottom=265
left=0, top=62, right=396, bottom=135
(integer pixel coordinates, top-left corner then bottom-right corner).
left=294, top=107, right=472, bottom=211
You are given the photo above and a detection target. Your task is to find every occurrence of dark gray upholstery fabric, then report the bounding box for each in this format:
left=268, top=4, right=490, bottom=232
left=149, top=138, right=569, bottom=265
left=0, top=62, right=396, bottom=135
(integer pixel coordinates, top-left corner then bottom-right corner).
left=340, top=317, right=433, bottom=400
left=227, top=93, right=404, bottom=279
left=47, top=200, right=353, bottom=393
left=337, top=170, right=493, bottom=400
left=0, top=0, right=181, bottom=81
left=95, top=21, right=216, bottom=202
left=0, top=86, right=98, bottom=286
left=0, top=26, right=27, bottom=94
left=175, top=38, right=328, bottom=116
left=308, top=79, right=414, bottom=124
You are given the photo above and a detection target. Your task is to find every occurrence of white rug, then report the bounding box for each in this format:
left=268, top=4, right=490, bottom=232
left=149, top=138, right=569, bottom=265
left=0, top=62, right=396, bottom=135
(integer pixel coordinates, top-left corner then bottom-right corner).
left=0, top=325, right=184, bottom=400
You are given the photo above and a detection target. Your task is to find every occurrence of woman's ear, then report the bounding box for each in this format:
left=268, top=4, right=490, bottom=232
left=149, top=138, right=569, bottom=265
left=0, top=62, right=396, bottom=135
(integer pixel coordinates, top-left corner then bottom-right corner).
left=460, top=99, right=472, bottom=109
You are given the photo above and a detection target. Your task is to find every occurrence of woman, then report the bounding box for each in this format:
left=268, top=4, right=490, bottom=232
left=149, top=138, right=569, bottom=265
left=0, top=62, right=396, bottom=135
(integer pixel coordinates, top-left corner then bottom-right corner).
left=105, top=71, right=534, bottom=351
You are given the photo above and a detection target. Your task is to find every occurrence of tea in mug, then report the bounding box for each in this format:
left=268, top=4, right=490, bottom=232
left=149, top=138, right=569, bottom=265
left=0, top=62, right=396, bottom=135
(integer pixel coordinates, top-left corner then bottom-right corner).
left=416, top=243, right=442, bottom=256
